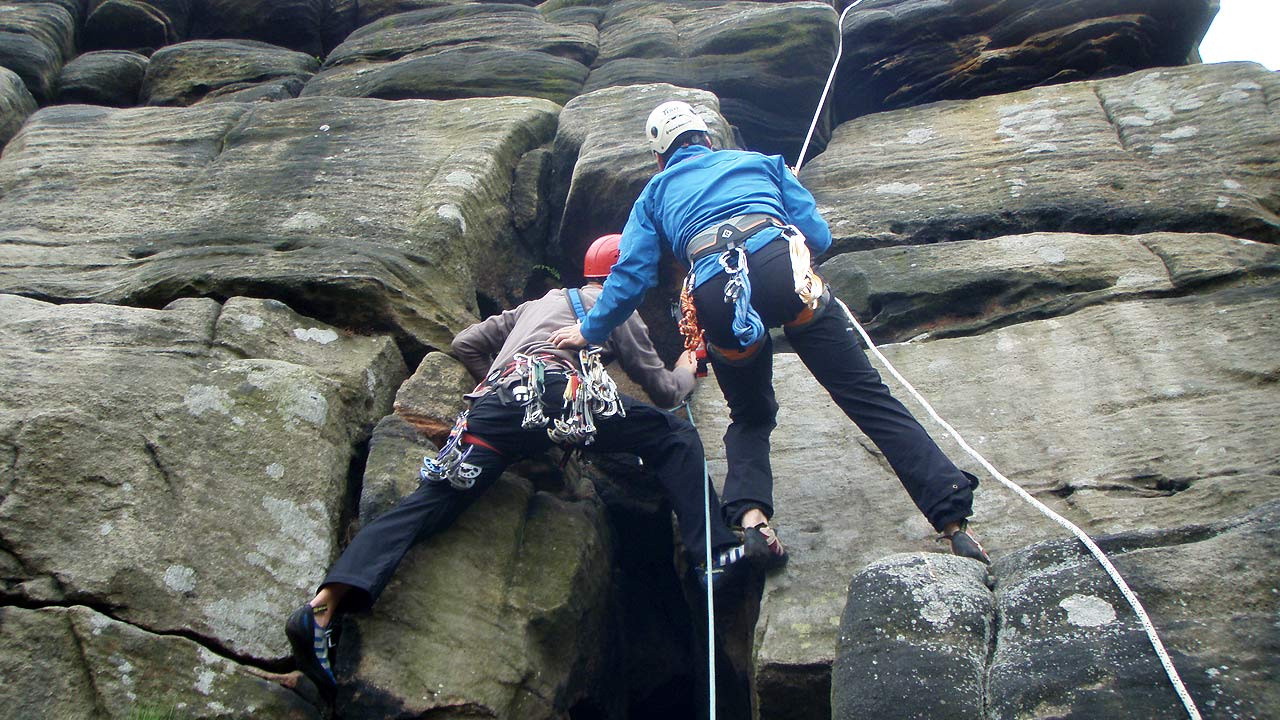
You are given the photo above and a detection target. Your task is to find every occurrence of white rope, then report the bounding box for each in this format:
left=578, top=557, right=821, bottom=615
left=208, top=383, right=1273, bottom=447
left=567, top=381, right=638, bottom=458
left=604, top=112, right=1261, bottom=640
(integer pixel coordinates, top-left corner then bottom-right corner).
left=683, top=400, right=717, bottom=720
left=834, top=297, right=1201, bottom=720
left=788, top=1, right=1202, bottom=712
left=795, top=0, right=866, bottom=173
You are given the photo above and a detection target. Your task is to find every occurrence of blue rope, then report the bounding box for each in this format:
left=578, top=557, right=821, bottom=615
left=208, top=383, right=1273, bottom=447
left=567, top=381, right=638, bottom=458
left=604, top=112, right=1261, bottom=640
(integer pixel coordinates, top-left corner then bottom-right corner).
left=721, top=246, right=766, bottom=348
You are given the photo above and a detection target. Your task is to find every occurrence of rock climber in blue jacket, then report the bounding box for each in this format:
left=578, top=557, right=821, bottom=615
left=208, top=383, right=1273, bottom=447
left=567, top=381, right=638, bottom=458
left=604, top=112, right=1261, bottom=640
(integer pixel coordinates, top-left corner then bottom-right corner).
left=551, top=100, right=990, bottom=568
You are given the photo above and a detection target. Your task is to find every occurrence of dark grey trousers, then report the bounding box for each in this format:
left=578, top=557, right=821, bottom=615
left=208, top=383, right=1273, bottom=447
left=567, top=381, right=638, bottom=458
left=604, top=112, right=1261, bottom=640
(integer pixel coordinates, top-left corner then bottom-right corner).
left=693, top=239, right=976, bottom=532
left=322, top=380, right=739, bottom=610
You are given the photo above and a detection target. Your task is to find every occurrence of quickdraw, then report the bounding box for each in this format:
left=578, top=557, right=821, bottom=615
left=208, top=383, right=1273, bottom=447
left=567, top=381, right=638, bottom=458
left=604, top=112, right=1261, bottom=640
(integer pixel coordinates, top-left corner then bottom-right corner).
left=420, top=411, right=483, bottom=490
left=547, top=347, right=624, bottom=446
left=579, top=346, right=624, bottom=418
left=718, top=244, right=750, bottom=305
left=510, top=353, right=550, bottom=429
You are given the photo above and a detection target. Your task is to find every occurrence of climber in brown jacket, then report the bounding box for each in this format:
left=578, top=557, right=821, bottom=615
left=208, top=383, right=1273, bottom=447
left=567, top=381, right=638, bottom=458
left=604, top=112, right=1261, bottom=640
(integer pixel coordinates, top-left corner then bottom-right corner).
left=285, top=234, right=751, bottom=704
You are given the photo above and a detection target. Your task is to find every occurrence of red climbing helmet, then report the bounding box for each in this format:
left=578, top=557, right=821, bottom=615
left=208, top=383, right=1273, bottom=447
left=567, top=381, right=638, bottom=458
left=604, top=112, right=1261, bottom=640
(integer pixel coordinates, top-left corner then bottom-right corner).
left=583, top=234, right=622, bottom=279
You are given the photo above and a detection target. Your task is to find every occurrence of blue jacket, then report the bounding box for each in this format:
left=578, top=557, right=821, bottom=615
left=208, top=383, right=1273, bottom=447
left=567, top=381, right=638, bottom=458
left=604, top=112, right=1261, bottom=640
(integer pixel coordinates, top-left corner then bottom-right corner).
left=579, top=144, right=832, bottom=344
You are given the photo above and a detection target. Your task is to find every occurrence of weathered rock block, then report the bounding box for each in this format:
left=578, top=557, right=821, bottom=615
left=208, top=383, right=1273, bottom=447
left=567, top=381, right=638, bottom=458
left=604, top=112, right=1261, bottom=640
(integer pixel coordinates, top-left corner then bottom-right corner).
left=3, top=0, right=85, bottom=24
left=302, top=4, right=596, bottom=105
left=989, top=502, right=1280, bottom=718
left=84, top=0, right=192, bottom=52
left=390, top=350, right=473, bottom=444
left=339, top=417, right=617, bottom=718
left=805, top=62, right=1280, bottom=254
left=828, top=502, right=1280, bottom=719
left=583, top=0, right=836, bottom=161
left=821, top=231, right=1280, bottom=343
left=832, top=554, right=993, bottom=720
left=834, top=0, right=1218, bottom=122
left=355, top=0, right=538, bottom=26
left=0, top=294, right=406, bottom=661
left=55, top=49, right=149, bottom=106
left=142, top=39, right=320, bottom=106
left=692, top=279, right=1280, bottom=717
left=0, top=96, right=561, bottom=353
left=551, top=83, right=734, bottom=266
left=192, top=0, right=328, bottom=57
left=0, top=64, right=35, bottom=147
left=0, top=605, right=319, bottom=719
left=0, top=1, right=76, bottom=101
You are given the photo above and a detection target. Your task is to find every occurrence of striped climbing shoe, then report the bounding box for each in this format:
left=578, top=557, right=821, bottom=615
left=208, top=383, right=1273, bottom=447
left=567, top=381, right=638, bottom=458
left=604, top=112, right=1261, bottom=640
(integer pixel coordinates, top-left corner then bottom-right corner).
left=696, top=543, right=750, bottom=592
left=285, top=604, right=337, bottom=703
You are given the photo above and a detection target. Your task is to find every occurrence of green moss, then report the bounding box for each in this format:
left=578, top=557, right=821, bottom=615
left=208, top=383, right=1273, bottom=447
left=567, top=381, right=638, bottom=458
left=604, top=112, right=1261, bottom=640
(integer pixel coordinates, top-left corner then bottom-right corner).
left=127, top=705, right=188, bottom=720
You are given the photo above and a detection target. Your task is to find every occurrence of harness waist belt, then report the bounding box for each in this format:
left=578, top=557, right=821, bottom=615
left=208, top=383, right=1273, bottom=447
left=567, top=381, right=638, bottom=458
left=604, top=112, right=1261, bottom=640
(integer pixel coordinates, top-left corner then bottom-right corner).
left=472, top=352, right=573, bottom=396
left=685, top=214, right=783, bottom=265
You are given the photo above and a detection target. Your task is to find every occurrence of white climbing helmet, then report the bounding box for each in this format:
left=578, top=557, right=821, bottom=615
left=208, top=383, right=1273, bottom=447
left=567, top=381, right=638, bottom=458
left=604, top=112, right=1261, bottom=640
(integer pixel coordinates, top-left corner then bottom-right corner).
left=645, top=100, right=709, bottom=155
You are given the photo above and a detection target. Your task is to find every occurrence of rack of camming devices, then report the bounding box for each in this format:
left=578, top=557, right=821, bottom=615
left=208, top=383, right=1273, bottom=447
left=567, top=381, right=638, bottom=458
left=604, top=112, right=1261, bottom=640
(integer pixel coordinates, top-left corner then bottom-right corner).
left=421, top=347, right=625, bottom=489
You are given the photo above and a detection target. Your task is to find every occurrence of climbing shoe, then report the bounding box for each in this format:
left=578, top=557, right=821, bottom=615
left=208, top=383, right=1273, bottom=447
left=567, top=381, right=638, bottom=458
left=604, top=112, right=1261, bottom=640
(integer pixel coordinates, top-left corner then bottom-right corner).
left=696, top=543, right=750, bottom=593
left=285, top=603, right=337, bottom=703
left=743, top=522, right=788, bottom=572
left=942, top=524, right=991, bottom=565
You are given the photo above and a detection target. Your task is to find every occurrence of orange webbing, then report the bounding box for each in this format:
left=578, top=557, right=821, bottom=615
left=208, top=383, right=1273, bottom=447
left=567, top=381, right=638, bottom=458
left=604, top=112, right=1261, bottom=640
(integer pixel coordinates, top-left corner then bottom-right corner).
left=678, top=275, right=704, bottom=353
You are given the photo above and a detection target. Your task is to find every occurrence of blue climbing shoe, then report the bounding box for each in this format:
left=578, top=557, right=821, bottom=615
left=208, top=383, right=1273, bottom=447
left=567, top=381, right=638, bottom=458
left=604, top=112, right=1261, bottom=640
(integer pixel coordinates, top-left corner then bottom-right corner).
left=285, top=604, right=337, bottom=703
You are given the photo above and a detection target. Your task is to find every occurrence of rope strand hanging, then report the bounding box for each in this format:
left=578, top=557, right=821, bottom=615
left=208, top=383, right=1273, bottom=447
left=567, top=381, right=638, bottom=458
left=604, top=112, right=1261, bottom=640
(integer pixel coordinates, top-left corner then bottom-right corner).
left=791, top=3, right=1202, bottom=717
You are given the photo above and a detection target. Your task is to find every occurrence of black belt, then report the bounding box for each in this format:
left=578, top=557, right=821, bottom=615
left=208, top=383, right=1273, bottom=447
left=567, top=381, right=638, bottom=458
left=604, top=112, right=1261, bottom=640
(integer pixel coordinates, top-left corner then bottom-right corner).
left=684, top=214, right=783, bottom=265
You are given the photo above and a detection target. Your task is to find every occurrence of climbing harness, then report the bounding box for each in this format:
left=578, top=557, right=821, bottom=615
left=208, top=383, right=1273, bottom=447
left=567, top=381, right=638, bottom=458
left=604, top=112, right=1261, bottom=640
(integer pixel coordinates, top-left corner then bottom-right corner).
left=685, top=214, right=780, bottom=264
left=420, top=411, right=483, bottom=490
left=546, top=289, right=626, bottom=446
left=684, top=214, right=785, bottom=351
left=788, top=6, right=1202, bottom=713
left=423, top=287, right=629, bottom=482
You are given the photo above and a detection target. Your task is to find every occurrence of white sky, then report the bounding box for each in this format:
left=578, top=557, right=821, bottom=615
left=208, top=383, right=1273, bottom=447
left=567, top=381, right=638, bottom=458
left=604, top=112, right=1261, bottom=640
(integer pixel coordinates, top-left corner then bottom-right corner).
left=1197, top=0, right=1279, bottom=71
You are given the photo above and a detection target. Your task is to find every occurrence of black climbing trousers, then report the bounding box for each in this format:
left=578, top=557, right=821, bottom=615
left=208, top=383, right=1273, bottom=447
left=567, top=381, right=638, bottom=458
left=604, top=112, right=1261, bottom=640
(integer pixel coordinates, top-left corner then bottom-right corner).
left=321, top=378, right=739, bottom=611
left=692, top=238, right=977, bottom=532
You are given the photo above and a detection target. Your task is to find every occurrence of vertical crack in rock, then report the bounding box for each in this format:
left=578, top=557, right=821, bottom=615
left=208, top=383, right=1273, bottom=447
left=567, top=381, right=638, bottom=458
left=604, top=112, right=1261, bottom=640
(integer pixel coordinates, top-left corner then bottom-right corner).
left=984, top=587, right=1003, bottom=720
left=1091, top=82, right=1135, bottom=154
left=65, top=608, right=113, bottom=719
left=338, top=440, right=369, bottom=548
left=0, top=435, right=17, bottom=502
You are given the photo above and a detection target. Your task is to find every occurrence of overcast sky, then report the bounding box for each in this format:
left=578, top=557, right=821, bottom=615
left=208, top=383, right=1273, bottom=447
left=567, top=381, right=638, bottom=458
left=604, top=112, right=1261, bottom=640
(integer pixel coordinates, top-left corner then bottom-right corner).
left=1197, top=0, right=1278, bottom=70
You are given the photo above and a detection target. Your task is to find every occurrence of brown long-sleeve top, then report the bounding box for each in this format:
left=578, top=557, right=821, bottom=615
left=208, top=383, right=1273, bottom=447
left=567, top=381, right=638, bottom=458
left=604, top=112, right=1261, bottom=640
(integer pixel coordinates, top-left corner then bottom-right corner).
left=450, top=285, right=695, bottom=408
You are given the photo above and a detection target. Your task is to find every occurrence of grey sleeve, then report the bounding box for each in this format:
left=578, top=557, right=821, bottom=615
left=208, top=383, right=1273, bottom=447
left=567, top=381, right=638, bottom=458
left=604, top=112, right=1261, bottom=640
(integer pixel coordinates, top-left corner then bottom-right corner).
left=451, top=307, right=519, bottom=382
left=611, top=312, right=696, bottom=409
